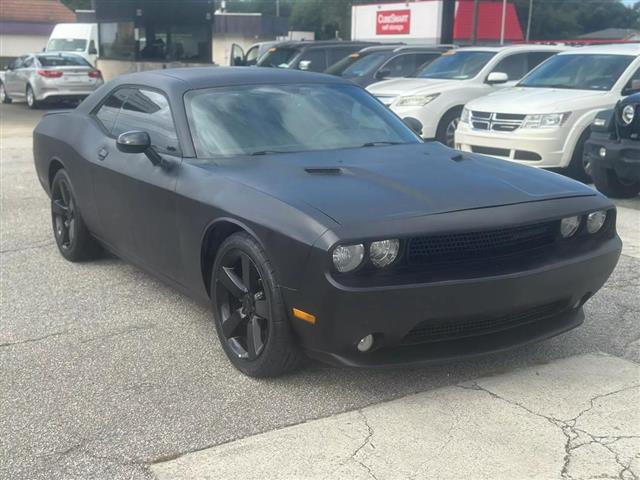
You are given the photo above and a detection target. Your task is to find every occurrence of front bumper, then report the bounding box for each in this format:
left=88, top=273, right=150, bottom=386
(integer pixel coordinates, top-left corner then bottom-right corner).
left=585, top=132, right=640, bottom=182
left=455, top=123, right=570, bottom=168
left=283, top=207, right=621, bottom=367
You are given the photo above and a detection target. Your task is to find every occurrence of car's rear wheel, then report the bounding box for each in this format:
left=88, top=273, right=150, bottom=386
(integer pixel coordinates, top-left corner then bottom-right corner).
left=436, top=108, right=462, bottom=148
left=26, top=85, right=39, bottom=109
left=592, top=164, right=640, bottom=198
left=0, top=82, right=11, bottom=104
left=51, top=169, right=101, bottom=261
left=211, top=232, right=303, bottom=377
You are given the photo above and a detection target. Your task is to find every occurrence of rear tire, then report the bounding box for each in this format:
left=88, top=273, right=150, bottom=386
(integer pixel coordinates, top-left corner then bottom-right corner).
left=26, top=85, right=39, bottom=109
left=566, top=130, right=592, bottom=183
left=436, top=108, right=463, bottom=148
left=211, top=232, right=304, bottom=377
left=51, top=169, right=102, bottom=261
left=592, top=164, right=640, bottom=199
left=0, top=82, right=11, bottom=104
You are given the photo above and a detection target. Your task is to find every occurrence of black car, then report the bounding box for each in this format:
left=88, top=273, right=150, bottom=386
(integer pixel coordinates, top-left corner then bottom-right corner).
left=325, top=45, right=449, bottom=87
left=255, top=40, right=377, bottom=73
left=586, top=92, right=640, bottom=198
left=34, top=67, right=621, bottom=377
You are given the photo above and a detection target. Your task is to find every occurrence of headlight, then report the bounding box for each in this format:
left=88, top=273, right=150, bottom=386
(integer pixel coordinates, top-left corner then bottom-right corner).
left=369, top=239, right=400, bottom=268
left=460, top=107, right=470, bottom=124
left=332, top=244, right=364, bottom=272
left=523, top=112, right=570, bottom=129
left=621, top=105, right=635, bottom=125
left=395, top=93, right=440, bottom=107
left=560, top=216, right=581, bottom=238
left=586, top=210, right=607, bottom=234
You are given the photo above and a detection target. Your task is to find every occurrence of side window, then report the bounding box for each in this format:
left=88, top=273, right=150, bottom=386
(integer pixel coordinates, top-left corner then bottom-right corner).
left=113, top=89, right=180, bottom=154
left=94, top=88, right=132, bottom=134
left=328, top=47, right=355, bottom=66
left=526, top=52, right=556, bottom=73
left=624, top=67, right=640, bottom=94
left=492, top=53, right=528, bottom=81
left=245, top=46, right=260, bottom=66
left=13, top=56, right=26, bottom=69
left=298, top=49, right=327, bottom=72
left=23, top=57, right=34, bottom=68
left=381, top=54, right=420, bottom=78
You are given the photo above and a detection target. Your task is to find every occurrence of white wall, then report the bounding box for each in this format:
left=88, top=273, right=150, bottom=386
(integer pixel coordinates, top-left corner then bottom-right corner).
left=351, top=1, right=443, bottom=43
left=0, top=34, right=49, bottom=57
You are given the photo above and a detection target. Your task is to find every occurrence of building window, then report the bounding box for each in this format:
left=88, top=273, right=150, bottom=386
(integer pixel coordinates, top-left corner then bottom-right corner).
left=100, top=22, right=136, bottom=60
left=138, top=24, right=209, bottom=62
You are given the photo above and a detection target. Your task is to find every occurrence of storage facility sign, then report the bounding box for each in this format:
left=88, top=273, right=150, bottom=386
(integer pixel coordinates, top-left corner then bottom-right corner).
left=376, top=9, right=411, bottom=35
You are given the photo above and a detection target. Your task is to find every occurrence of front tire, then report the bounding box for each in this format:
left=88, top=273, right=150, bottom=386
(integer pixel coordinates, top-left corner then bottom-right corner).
left=0, top=82, right=11, bottom=104
left=592, top=164, right=640, bottom=198
left=51, top=169, right=101, bottom=261
left=436, top=108, right=462, bottom=148
left=26, top=85, right=39, bottom=109
left=566, top=130, right=592, bottom=183
left=211, top=232, right=303, bottom=377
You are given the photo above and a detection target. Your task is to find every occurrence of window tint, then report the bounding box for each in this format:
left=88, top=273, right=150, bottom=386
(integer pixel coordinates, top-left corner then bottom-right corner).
left=112, top=89, right=179, bottom=154
left=37, top=55, right=90, bottom=67
left=95, top=88, right=132, bottom=134
left=492, top=53, right=528, bottom=81
left=381, top=53, right=439, bottom=78
left=328, top=47, right=357, bottom=66
left=298, top=49, right=326, bottom=72
left=245, top=46, right=260, bottom=66
left=527, top=52, right=556, bottom=72
left=23, top=57, right=34, bottom=68
left=13, top=57, right=26, bottom=69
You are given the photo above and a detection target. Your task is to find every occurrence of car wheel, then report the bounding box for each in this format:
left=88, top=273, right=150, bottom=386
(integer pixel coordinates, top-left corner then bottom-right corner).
left=436, top=108, right=462, bottom=148
left=51, top=169, right=102, bottom=261
left=592, top=164, right=640, bottom=199
left=211, top=232, right=303, bottom=377
left=566, top=130, right=592, bottom=183
left=26, top=85, right=39, bottom=109
left=0, top=82, right=11, bottom=104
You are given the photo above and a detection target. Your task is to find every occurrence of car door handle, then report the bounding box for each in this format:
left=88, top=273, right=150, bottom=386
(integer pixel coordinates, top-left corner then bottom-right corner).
left=97, top=148, right=109, bottom=161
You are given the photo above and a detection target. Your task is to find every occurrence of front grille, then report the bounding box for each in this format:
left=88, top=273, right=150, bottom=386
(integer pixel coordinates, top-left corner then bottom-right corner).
left=407, top=221, right=558, bottom=266
left=402, top=299, right=569, bottom=345
left=471, top=111, right=526, bottom=132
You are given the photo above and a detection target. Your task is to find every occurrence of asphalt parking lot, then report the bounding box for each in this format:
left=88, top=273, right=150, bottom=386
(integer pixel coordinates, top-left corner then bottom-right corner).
left=1, top=102, right=639, bottom=480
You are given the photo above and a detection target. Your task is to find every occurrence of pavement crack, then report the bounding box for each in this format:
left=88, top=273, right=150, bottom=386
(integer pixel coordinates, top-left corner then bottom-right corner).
left=351, top=410, right=378, bottom=480
left=0, top=330, right=70, bottom=348
left=0, top=240, right=55, bottom=254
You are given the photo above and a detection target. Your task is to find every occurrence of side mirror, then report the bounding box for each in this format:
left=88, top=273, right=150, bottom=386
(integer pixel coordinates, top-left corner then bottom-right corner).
left=299, top=60, right=311, bottom=71
left=117, top=131, right=162, bottom=165
left=375, top=68, right=391, bottom=79
left=89, top=47, right=98, bottom=55
left=486, top=71, right=509, bottom=85
left=403, top=117, right=423, bottom=137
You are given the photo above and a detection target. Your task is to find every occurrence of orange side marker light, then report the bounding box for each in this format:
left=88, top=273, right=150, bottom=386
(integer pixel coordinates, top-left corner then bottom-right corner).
left=292, top=308, right=316, bottom=325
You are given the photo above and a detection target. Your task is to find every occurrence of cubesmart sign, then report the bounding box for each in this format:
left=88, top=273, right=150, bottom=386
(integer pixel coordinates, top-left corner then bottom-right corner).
left=376, top=9, right=411, bottom=35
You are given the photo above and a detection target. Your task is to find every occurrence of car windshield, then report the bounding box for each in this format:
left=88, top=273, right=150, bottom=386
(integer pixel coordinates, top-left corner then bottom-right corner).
left=325, top=53, right=362, bottom=75
left=186, top=84, right=420, bottom=157
left=518, top=54, right=635, bottom=91
left=46, top=38, right=87, bottom=52
left=412, top=50, right=495, bottom=79
left=341, top=52, right=389, bottom=78
left=256, top=47, right=300, bottom=68
left=37, top=54, right=91, bottom=67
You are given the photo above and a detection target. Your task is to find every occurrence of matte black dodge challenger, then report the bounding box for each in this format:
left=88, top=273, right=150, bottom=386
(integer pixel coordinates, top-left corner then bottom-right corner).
left=34, top=68, right=622, bottom=377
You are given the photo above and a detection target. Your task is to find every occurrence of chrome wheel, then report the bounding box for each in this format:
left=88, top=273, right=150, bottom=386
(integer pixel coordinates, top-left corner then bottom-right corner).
left=445, top=117, right=460, bottom=147
left=51, top=177, right=76, bottom=250
left=214, top=250, right=270, bottom=360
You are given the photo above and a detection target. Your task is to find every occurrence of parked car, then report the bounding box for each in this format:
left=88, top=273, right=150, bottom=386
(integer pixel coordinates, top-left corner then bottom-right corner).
left=255, top=40, right=378, bottom=72
left=325, top=44, right=448, bottom=87
left=456, top=44, right=640, bottom=182
left=0, top=53, right=103, bottom=108
left=46, top=23, right=99, bottom=66
left=367, top=45, right=564, bottom=146
left=585, top=92, right=640, bottom=198
left=33, top=67, right=620, bottom=377
left=229, top=41, right=278, bottom=66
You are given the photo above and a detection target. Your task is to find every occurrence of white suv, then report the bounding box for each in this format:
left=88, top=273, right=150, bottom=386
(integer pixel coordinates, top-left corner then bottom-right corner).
left=367, top=45, right=564, bottom=146
left=456, top=43, right=640, bottom=181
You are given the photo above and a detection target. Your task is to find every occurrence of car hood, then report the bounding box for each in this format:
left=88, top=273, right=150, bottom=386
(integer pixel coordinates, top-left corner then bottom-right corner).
left=468, top=87, right=612, bottom=114
left=216, top=143, right=595, bottom=226
left=367, top=78, right=457, bottom=97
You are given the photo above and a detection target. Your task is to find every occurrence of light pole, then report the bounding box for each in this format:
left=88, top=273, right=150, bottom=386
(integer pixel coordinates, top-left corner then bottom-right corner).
left=526, top=0, right=534, bottom=41
left=499, top=0, right=507, bottom=45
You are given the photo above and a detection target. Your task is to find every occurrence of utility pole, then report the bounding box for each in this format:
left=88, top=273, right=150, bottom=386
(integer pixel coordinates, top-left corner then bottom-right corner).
left=276, top=0, right=280, bottom=17
left=440, top=0, right=455, bottom=45
left=471, top=0, right=480, bottom=45
left=499, top=0, right=507, bottom=45
left=526, top=0, right=534, bottom=41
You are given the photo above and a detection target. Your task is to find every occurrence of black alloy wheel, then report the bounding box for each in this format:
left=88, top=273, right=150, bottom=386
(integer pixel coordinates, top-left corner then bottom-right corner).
left=211, top=232, right=303, bottom=377
left=215, top=250, right=269, bottom=360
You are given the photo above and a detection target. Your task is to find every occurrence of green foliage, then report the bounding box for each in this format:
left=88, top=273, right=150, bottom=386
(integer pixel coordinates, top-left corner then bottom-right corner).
left=61, top=0, right=92, bottom=11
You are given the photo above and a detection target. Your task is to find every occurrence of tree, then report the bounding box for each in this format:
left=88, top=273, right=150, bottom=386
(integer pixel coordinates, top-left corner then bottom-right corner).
left=61, top=0, right=92, bottom=11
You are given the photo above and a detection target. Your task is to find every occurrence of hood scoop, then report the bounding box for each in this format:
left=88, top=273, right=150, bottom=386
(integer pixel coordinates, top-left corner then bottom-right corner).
left=305, top=167, right=343, bottom=175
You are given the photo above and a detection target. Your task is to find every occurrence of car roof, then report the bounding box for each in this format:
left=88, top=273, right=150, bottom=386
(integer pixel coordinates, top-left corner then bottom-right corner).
left=456, top=44, right=567, bottom=53
left=359, top=44, right=454, bottom=54
left=108, top=66, right=351, bottom=91
left=268, top=40, right=378, bottom=49
left=558, top=43, right=640, bottom=56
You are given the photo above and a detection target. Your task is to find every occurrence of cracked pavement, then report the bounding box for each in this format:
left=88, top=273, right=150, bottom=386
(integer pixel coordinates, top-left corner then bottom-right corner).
left=1, top=104, right=639, bottom=480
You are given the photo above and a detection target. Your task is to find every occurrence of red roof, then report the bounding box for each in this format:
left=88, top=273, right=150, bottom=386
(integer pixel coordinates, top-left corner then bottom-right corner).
left=454, top=0, right=524, bottom=42
left=0, top=0, right=75, bottom=24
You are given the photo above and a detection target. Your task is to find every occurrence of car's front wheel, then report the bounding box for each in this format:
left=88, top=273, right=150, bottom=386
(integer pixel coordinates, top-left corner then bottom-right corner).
left=436, top=108, right=462, bottom=148
left=592, top=164, right=640, bottom=199
left=211, top=232, right=303, bottom=377
left=51, top=169, right=102, bottom=261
